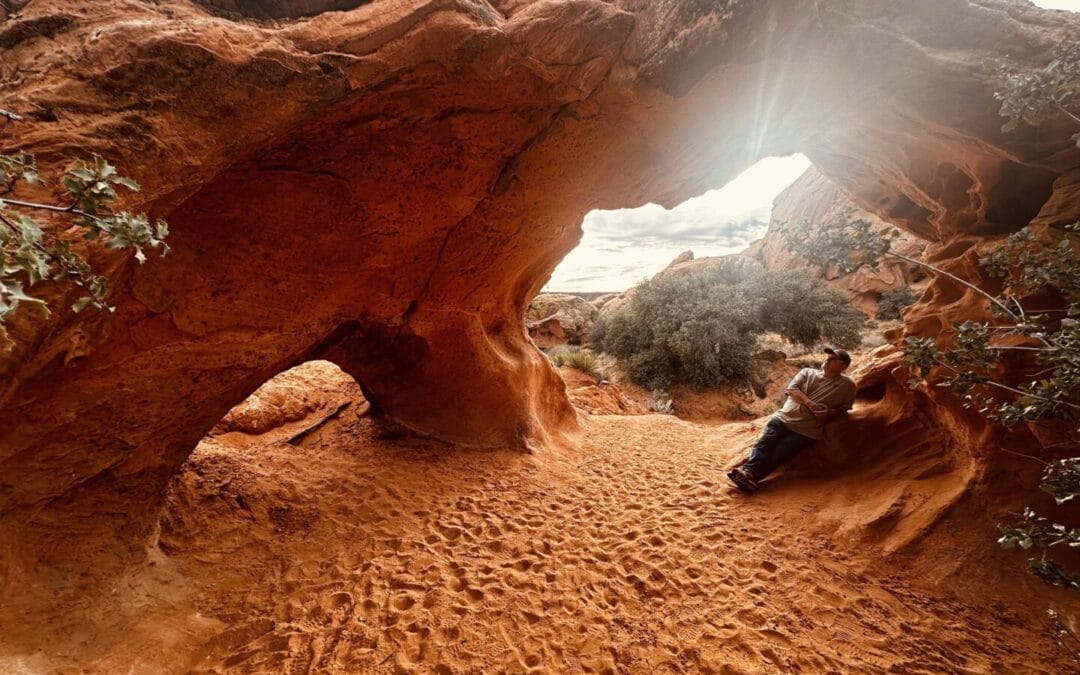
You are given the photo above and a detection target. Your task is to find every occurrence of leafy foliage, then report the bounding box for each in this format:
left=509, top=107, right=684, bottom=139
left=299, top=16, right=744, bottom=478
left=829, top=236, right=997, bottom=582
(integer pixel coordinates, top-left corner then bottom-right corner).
left=1040, top=457, right=1080, bottom=506
left=790, top=216, right=903, bottom=276
left=995, top=42, right=1080, bottom=146
left=0, top=151, right=169, bottom=348
left=900, top=225, right=1080, bottom=433
left=998, top=506, right=1080, bottom=589
left=590, top=258, right=865, bottom=390
left=877, top=286, right=920, bottom=321
left=761, top=270, right=866, bottom=348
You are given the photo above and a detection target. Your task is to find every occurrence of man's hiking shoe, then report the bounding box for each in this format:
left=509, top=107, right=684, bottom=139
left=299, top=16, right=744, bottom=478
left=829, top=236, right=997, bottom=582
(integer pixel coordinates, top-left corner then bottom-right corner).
left=726, top=469, right=753, bottom=492
left=726, top=467, right=759, bottom=493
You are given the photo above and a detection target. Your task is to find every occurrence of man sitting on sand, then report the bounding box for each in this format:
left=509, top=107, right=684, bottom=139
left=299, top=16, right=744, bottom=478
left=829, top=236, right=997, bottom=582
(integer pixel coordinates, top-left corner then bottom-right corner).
left=727, top=347, right=855, bottom=492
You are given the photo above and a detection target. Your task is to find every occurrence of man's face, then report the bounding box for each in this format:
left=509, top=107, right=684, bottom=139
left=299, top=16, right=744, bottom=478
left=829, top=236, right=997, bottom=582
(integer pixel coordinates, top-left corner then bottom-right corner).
left=822, top=355, right=848, bottom=377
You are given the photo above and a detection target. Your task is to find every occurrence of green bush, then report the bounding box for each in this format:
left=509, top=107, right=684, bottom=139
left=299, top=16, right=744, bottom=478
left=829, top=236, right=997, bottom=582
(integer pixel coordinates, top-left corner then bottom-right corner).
left=590, top=259, right=865, bottom=390
left=877, top=286, right=920, bottom=320
left=757, top=268, right=867, bottom=348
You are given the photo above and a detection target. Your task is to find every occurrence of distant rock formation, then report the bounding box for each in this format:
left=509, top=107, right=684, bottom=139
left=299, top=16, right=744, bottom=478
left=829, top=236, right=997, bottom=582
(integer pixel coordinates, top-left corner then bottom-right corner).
left=210, top=360, right=359, bottom=443
left=665, top=249, right=694, bottom=269
left=747, top=167, right=929, bottom=316
left=590, top=293, right=619, bottom=312
left=526, top=293, right=599, bottom=348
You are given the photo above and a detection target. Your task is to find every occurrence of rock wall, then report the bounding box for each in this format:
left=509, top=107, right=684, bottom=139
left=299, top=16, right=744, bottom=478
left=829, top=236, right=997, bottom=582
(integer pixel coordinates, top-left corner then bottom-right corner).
left=1, top=0, right=1078, bottom=604
left=747, top=167, right=929, bottom=316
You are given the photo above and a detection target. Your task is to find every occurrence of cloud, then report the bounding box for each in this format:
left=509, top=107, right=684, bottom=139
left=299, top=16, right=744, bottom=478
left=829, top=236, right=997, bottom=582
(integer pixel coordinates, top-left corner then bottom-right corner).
left=1031, top=1, right=1079, bottom=11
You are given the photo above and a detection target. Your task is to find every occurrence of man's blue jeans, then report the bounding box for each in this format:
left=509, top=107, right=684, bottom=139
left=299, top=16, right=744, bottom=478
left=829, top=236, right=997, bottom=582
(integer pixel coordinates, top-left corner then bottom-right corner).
left=742, top=418, right=815, bottom=482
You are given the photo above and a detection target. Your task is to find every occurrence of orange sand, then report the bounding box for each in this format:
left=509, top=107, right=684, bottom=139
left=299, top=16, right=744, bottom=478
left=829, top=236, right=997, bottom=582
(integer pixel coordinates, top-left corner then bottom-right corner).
left=2, top=363, right=1074, bottom=673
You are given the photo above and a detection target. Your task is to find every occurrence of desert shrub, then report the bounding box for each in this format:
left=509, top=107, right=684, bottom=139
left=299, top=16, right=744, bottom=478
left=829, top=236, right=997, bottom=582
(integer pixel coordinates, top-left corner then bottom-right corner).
left=591, top=258, right=865, bottom=390
left=756, top=269, right=867, bottom=348
left=877, top=286, right=920, bottom=320
left=547, top=346, right=603, bottom=381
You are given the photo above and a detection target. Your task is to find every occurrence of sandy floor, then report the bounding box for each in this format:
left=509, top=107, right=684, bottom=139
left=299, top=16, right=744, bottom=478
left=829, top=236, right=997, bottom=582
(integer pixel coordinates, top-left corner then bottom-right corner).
left=2, top=364, right=1075, bottom=673
left=153, top=411, right=1069, bottom=672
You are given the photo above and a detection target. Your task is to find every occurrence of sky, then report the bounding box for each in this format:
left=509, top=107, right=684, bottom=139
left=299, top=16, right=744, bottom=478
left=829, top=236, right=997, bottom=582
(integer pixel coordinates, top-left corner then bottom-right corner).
left=1032, top=0, right=1080, bottom=9
left=543, top=154, right=812, bottom=292
left=543, top=0, right=1076, bottom=294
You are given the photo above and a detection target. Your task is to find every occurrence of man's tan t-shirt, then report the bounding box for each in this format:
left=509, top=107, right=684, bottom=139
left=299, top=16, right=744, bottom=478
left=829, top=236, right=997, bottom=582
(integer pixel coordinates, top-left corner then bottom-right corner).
left=773, top=367, right=856, bottom=440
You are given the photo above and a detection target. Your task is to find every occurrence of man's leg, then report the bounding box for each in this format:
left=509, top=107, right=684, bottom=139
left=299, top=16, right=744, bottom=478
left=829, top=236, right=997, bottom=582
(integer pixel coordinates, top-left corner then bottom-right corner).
left=740, top=418, right=786, bottom=481
left=742, top=422, right=814, bottom=483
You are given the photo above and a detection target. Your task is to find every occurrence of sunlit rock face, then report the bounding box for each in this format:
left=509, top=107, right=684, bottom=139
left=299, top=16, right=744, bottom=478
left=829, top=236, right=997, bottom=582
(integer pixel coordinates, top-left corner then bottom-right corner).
left=0, top=0, right=1077, bottom=595
left=748, top=167, right=929, bottom=316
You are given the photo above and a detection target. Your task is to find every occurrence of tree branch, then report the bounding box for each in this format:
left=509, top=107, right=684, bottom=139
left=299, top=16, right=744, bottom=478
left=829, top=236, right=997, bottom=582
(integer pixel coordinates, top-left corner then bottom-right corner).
left=932, top=357, right=1080, bottom=411
left=886, top=250, right=1020, bottom=322
left=1053, top=103, right=1080, bottom=126
left=0, top=197, right=98, bottom=220
left=0, top=210, right=101, bottom=303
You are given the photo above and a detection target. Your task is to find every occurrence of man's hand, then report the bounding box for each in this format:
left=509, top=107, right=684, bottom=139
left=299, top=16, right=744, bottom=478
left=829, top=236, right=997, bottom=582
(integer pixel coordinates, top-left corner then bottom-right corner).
left=819, top=406, right=850, bottom=422
left=787, top=387, right=835, bottom=420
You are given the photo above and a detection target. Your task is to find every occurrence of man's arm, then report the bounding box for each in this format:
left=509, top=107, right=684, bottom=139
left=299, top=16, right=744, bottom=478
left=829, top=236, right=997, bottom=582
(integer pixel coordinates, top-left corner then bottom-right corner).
left=784, top=370, right=826, bottom=413
left=786, top=386, right=824, bottom=411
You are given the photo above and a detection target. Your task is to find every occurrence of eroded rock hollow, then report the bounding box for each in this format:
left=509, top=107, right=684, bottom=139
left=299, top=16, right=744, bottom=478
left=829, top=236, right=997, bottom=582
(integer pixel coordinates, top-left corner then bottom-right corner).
left=1, top=0, right=1078, bottom=613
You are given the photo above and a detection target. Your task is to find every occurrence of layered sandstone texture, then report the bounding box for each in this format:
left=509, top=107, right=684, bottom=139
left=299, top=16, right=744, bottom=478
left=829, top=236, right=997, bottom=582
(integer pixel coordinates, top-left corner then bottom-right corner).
left=747, top=167, right=930, bottom=316
left=1, top=0, right=1079, bottom=648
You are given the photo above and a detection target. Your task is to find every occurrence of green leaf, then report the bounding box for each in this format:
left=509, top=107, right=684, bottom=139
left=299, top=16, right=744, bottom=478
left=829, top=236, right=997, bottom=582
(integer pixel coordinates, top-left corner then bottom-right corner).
left=112, top=176, right=140, bottom=191
left=14, top=213, right=43, bottom=243
left=71, top=296, right=93, bottom=313
left=13, top=244, right=50, bottom=285
left=1, top=278, right=47, bottom=307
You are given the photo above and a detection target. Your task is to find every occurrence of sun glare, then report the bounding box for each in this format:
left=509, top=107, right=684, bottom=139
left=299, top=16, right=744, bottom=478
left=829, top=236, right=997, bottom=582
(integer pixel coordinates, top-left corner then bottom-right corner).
left=544, top=154, right=813, bottom=293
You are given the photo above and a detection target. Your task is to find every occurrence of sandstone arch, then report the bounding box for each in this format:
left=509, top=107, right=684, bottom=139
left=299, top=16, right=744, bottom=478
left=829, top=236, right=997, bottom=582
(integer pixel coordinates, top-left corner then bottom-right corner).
left=1, top=0, right=1077, bottom=606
